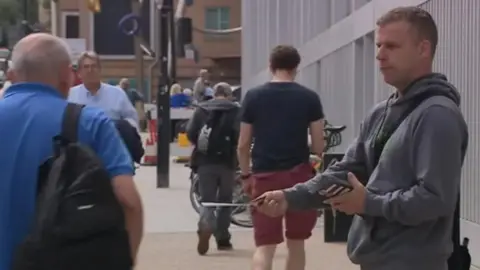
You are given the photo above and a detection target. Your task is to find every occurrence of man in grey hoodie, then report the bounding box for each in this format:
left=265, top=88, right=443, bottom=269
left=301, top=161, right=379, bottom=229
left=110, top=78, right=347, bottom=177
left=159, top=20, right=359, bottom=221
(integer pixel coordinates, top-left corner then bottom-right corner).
left=254, top=6, right=468, bottom=270
left=186, top=82, right=240, bottom=255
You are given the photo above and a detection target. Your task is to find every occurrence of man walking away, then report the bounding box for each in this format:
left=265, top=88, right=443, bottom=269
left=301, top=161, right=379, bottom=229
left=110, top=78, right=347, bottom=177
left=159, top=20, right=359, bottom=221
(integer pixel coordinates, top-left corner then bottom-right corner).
left=0, top=33, right=143, bottom=270
left=237, top=45, right=325, bottom=270
left=186, top=82, right=240, bottom=255
left=255, top=7, right=468, bottom=270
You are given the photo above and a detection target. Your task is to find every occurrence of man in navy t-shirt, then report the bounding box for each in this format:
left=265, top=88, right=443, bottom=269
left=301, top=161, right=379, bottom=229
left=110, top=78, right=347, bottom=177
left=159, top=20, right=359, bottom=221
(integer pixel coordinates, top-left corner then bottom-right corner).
left=238, top=45, right=325, bottom=270
left=0, top=33, right=144, bottom=270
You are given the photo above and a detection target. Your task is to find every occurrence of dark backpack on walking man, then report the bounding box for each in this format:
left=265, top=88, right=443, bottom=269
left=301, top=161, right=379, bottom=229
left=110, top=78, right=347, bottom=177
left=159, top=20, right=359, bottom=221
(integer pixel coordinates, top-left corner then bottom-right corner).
left=196, top=109, right=237, bottom=160
left=12, top=103, right=132, bottom=270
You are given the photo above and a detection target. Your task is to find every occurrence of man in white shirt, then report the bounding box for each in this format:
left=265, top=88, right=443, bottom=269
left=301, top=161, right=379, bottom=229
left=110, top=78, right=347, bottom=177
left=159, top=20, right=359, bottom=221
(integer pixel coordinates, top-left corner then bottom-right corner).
left=68, top=51, right=139, bottom=129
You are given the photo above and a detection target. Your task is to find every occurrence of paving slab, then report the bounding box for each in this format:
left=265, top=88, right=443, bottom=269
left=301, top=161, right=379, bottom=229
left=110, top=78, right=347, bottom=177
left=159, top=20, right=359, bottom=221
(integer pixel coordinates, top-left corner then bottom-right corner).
left=136, top=230, right=357, bottom=270
left=133, top=162, right=357, bottom=269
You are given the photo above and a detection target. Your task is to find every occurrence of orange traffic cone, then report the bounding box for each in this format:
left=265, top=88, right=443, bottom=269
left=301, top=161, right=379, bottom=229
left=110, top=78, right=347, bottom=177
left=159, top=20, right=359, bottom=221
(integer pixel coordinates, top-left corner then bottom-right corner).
left=142, top=137, right=157, bottom=166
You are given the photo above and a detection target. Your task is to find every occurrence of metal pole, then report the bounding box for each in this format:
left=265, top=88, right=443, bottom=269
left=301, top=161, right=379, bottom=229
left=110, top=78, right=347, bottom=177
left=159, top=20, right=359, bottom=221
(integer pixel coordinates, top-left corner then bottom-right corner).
left=156, top=0, right=172, bottom=188
left=23, top=0, right=28, bottom=20
left=23, top=0, right=29, bottom=36
left=168, top=7, right=176, bottom=82
left=132, top=1, right=145, bottom=96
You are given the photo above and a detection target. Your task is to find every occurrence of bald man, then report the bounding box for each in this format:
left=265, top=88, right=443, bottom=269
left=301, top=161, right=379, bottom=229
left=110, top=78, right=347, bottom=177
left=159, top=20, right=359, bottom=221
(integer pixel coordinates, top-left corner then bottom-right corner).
left=0, top=34, right=143, bottom=269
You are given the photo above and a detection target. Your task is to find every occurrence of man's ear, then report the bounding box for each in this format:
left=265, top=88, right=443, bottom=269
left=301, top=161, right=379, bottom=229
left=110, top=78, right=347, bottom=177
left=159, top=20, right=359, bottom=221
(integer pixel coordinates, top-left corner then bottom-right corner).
left=419, top=39, right=432, bottom=59
left=6, top=69, right=15, bottom=82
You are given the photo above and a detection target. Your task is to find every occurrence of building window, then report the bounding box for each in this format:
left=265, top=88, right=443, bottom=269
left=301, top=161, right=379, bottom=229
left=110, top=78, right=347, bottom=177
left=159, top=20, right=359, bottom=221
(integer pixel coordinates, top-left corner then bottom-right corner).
left=62, top=12, right=79, bottom=38
left=93, top=0, right=151, bottom=56
left=205, top=7, right=230, bottom=30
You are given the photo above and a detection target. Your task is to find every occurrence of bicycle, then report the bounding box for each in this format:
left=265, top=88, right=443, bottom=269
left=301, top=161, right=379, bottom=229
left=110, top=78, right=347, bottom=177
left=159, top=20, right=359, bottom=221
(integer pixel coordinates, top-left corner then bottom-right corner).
left=310, top=121, right=346, bottom=171
left=188, top=121, right=347, bottom=228
left=188, top=169, right=252, bottom=227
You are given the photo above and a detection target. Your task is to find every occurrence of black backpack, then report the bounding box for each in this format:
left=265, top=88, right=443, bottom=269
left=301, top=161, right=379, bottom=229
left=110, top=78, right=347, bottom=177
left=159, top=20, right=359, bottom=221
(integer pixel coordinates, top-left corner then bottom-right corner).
left=196, top=109, right=236, bottom=159
left=373, top=91, right=470, bottom=270
left=12, top=103, right=132, bottom=270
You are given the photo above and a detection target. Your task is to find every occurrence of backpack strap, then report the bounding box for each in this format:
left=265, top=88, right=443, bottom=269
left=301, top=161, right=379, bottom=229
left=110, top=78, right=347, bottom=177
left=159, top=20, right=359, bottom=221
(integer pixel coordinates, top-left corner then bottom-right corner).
left=61, top=103, right=85, bottom=143
left=372, top=92, right=464, bottom=269
left=373, top=91, right=451, bottom=166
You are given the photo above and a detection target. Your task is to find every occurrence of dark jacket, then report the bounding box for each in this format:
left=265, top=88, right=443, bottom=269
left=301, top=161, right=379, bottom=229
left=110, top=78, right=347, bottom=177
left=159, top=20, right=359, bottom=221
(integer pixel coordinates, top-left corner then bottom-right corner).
left=114, top=119, right=144, bottom=163
left=186, top=98, right=240, bottom=169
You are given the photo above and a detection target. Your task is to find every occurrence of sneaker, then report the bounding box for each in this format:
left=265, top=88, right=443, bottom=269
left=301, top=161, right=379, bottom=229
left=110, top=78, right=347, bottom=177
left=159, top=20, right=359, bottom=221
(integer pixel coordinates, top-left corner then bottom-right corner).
left=197, top=228, right=212, bottom=255
left=216, top=239, right=233, bottom=251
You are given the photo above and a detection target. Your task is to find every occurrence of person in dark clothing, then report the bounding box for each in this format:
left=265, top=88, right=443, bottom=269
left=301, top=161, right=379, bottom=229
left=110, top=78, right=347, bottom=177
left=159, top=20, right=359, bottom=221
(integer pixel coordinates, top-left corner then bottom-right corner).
left=119, top=78, right=144, bottom=106
left=237, top=45, right=325, bottom=270
left=186, top=82, right=240, bottom=255
left=113, top=119, right=145, bottom=164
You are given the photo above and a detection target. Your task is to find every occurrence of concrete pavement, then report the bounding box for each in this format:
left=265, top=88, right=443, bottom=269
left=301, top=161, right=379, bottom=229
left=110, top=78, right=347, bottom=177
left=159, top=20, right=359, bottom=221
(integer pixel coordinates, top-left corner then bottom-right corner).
left=133, top=155, right=358, bottom=269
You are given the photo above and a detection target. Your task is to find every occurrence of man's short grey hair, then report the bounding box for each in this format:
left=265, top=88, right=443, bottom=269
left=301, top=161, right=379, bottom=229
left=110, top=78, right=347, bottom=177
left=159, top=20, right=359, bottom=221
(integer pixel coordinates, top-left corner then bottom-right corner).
left=213, top=82, right=232, bottom=97
left=199, top=69, right=208, bottom=76
left=10, top=34, right=71, bottom=80
left=77, top=51, right=100, bottom=68
left=119, top=78, right=129, bottom=85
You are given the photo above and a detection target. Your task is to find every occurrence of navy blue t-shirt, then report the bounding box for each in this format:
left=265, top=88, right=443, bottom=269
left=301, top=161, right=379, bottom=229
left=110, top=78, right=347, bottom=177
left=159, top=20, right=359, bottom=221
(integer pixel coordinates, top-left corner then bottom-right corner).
left=241, top=82, right=324, bottom=173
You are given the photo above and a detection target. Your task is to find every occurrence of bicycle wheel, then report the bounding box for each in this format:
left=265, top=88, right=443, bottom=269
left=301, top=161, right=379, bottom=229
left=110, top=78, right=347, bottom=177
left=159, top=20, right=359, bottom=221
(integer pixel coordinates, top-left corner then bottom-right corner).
left=189, top=173, right=202, bottom=214
left=230, top=178, right=253, bottom=228
left=230, top=206, right=253, bottom=228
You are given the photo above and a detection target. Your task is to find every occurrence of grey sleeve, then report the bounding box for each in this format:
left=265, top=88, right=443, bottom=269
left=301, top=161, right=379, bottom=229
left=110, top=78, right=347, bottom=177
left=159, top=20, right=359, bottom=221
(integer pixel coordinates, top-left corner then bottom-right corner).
left=232, top=107, right=241, bottom=144
left=284, top=133, right=369, bottom=210
left=364, top=106, right=466, bottom=226
left=186, top=108, right=204, bottom=143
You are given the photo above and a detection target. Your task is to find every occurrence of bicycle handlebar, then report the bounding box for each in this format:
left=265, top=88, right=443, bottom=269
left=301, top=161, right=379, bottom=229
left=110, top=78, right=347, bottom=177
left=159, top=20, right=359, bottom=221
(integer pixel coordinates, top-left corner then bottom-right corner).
left=324, top=125, right=346, bottom=133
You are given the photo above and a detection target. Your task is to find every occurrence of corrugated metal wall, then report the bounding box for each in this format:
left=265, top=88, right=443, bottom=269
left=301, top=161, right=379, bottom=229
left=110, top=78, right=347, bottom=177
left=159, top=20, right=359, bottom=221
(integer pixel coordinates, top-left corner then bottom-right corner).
left=421, top=0, right=480, bottom=224
left=241, top=0, right=480, bottom=241
left=316, top=45, right=355, bottom=151
left=241, top=0, right=336, bottom=87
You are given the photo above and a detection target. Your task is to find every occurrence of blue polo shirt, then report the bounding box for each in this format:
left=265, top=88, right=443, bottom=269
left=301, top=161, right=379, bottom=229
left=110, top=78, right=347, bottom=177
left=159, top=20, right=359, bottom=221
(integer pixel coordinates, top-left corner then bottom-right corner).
left=0, top=83, right=134, bottom=270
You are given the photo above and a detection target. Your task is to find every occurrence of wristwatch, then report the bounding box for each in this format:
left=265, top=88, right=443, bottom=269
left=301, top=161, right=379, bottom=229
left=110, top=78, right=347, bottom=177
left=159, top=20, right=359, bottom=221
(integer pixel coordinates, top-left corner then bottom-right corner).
left=240, top=173, right=251, bottom=180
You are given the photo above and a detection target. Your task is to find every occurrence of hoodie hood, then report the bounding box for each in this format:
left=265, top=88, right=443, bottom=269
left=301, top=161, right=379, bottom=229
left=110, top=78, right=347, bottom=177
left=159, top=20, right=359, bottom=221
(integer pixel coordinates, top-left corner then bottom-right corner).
left=343, top=73, right=467, bottom=267
left=380, top=73, right=460, bottom=134
left=391, top=73, right=460, bottom=106
left=198, top=98, right=240, bottom=112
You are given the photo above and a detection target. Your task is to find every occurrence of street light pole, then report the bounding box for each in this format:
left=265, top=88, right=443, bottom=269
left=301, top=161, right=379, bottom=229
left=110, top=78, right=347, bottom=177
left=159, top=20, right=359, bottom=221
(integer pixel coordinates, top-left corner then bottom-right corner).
left=23, top=0, right=28, bottom=20
left=22, top=0, right=29, bottom=36
left=168, top=7, right=176, bottom=82
left=156, top=0, right=172, bottom=188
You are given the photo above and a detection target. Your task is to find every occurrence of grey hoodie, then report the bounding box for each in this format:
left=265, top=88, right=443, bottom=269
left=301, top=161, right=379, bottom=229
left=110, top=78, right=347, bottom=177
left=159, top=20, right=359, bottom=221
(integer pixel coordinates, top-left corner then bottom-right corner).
left=284, top=73, right=468, bottom=270
left=186, top=98, right=240, bottom=168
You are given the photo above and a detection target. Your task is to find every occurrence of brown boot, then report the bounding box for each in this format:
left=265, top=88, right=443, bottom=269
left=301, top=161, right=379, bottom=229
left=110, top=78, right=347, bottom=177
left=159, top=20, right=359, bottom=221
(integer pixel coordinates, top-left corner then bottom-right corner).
left=197, top=228, right=212, bottom=255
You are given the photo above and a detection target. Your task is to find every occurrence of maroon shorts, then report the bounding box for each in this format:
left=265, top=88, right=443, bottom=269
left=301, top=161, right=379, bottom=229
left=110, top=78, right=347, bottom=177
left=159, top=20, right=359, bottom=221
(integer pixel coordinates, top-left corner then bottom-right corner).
left=251, top=163, right=317, bottom=246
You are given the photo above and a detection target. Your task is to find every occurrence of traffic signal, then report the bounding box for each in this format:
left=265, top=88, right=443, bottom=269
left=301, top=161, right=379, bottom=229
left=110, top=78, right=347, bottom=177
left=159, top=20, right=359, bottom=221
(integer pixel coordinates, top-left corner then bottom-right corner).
left=87, top=0, right=101, bottom=13
left=176, top=17, right=192, bottom=58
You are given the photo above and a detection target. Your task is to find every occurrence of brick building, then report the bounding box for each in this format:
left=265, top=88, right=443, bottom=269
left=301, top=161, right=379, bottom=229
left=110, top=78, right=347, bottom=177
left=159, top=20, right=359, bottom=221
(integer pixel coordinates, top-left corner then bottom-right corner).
left=40, top=0, right=241, bottom=101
